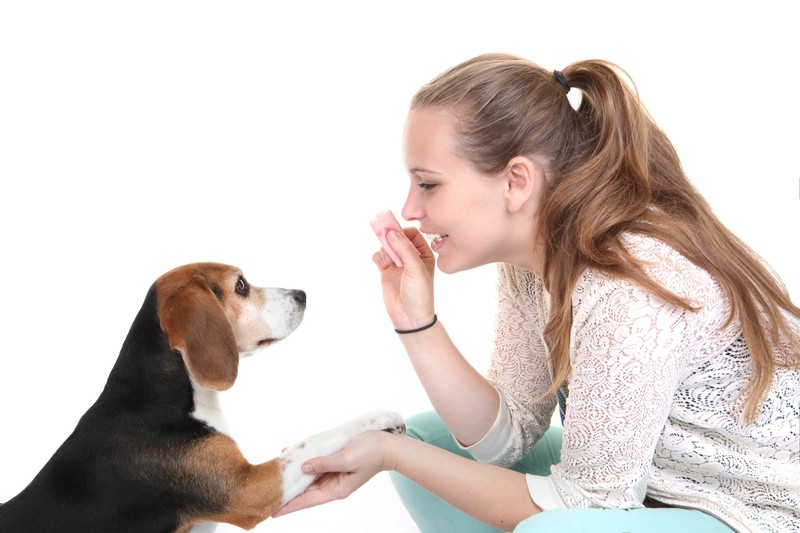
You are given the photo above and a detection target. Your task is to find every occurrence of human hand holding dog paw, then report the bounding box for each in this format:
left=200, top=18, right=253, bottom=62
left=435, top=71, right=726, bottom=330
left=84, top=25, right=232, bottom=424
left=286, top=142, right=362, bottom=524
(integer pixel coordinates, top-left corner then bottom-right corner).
left=273, top=430, right=400, bottom=517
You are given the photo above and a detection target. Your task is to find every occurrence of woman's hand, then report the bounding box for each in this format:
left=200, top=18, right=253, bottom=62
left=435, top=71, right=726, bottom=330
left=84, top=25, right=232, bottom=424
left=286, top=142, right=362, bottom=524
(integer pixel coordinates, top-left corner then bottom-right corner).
left=273, top=430, right=394, bottom=517
left=373, top=227, right=437, bottom=331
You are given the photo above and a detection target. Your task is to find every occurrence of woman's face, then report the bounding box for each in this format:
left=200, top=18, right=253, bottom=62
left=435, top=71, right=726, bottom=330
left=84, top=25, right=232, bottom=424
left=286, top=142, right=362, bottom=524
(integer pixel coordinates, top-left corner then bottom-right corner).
left=401, top=107, right=533, bottom=274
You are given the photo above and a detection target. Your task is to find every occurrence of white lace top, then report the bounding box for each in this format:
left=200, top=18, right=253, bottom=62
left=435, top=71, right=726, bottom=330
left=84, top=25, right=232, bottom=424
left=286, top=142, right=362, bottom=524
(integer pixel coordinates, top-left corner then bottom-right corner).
left=465, top=234, right=800, bottom=533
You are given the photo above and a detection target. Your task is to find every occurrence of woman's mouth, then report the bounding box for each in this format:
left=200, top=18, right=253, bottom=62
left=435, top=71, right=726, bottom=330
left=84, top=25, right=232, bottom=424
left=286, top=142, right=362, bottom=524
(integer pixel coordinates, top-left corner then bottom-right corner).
left=425, top=233, right=448, bottom=251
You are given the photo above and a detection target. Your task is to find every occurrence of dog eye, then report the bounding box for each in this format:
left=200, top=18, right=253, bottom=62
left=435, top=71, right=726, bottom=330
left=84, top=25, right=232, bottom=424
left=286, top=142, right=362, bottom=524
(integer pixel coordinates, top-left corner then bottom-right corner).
left=235, top=277, right=249, bottom=296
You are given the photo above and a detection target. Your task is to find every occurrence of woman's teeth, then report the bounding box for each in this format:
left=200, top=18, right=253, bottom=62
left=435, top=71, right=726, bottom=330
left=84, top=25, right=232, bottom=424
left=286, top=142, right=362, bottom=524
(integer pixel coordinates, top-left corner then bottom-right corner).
left=426, top=233, right=447, bottom=244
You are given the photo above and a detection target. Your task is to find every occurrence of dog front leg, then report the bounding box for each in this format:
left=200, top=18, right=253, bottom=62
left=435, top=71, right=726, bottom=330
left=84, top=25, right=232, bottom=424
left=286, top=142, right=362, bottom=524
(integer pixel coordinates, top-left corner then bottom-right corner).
left=184, top=411, right=404, bottom=531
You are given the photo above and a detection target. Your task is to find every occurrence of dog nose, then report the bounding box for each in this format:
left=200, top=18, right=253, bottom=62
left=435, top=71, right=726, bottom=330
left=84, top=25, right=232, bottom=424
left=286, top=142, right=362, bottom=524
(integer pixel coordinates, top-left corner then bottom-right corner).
left=292, top=290, right=306, bottom=307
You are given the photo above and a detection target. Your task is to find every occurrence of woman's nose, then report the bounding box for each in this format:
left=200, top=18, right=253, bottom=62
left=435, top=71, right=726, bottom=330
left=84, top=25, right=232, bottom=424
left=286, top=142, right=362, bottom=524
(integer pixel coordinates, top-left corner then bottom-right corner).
left=401, top=191, right=422, bottom=222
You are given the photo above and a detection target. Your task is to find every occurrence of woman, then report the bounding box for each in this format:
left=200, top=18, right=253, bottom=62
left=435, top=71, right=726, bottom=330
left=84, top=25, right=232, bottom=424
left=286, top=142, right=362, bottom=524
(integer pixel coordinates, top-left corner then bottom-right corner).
left=276, top=54, right=800, bottom=532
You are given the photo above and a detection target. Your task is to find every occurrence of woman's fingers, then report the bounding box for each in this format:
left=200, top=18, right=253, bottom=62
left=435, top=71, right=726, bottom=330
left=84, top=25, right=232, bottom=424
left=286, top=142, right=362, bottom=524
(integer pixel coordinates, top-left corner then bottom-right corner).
left=272, top=473, right=350, bottom=516
left=301, top=451, right=348, bottom=475
left=401, top=227, right=435, bottom=265
left=373, top=249, right=394, bottom=270
left=372, top=226, right=433, bottom=275
left=274, top=432, right=388, bottom=518
left=272, top=455, right=355, bottom=517
left=387, top=228, right=433, bottom=269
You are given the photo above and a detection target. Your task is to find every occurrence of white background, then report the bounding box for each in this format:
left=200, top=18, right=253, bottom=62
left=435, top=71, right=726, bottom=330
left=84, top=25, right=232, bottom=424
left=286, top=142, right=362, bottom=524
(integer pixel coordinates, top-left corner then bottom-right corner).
left=0, top=2, right=797, bottom=532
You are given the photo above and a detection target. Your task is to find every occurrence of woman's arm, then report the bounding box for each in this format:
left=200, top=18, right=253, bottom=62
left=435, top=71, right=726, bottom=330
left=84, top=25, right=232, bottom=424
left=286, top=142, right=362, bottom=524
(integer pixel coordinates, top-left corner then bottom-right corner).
left=395, top=319, right=500, bottom=446
left=275, top=430, right=542, bottom=530
left=376, top=228, right=500, bottom=446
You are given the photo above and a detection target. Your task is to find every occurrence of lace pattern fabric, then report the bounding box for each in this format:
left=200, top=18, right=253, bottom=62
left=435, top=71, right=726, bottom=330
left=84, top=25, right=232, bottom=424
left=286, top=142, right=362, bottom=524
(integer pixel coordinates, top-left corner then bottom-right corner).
left=480, top=234, right=799, bottom=532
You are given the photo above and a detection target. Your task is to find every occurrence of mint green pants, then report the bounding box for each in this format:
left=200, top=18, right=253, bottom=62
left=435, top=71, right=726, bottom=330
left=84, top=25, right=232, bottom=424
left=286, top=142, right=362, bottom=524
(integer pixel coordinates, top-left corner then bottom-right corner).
left=390, top=412, right=734, bottom=533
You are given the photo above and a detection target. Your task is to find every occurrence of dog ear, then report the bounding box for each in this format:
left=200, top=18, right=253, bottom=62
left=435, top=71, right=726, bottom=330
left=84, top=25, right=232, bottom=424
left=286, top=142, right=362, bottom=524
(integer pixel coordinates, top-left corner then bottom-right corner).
left=158, top=279, right=239, bottom=391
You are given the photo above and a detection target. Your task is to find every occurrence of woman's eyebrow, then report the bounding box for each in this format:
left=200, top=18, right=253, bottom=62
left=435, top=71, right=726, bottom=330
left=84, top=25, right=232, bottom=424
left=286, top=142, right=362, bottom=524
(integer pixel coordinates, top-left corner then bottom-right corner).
left=408, top=167, right=442, bottom=176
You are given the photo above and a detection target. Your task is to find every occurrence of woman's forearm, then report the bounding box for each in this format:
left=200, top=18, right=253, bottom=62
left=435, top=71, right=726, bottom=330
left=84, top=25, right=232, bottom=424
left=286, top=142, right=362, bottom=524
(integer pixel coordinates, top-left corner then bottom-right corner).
left=387, top=433, right=541, bottom=530
left=398, top=319, right=500, bottom=446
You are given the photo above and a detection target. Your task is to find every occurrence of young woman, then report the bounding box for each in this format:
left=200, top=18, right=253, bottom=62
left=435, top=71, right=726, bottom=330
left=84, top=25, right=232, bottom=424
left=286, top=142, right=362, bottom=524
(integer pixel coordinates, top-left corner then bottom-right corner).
left=276, top=54, right=800, bottom=532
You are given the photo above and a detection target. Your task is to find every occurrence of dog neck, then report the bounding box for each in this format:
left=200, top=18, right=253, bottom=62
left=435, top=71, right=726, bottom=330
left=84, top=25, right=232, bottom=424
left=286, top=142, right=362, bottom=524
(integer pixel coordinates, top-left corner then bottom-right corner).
left=103, top=285, right=223, bottom=438
left=190, top=381, right=229, bottom=435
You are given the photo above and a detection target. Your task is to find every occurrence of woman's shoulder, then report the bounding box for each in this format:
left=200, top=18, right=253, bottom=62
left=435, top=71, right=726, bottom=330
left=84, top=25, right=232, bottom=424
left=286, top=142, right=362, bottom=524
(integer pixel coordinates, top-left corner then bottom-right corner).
left=576, top=233, right=729, bottom=313
left=620, top=233, right=720, bottom=300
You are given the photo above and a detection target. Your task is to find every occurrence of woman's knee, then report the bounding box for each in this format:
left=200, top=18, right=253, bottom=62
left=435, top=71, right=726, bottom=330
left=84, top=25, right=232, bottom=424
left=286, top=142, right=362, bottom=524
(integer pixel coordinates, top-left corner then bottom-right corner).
left=405, top=411, right=474, bottom=458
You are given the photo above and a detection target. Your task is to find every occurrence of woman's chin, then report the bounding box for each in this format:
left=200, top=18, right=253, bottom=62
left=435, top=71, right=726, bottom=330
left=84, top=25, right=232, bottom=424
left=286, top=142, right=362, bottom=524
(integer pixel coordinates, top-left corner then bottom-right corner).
left=435, top=255, right=457, bottom=274
left=437, top=247, right=501, bottom=274
left=436, top=255, right=477, bottom=275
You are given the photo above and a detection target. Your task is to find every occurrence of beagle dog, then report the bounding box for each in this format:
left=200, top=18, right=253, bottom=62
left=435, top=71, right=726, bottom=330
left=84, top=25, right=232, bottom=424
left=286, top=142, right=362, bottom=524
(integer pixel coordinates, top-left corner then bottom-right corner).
left=0, top=262, right=404, bottom=532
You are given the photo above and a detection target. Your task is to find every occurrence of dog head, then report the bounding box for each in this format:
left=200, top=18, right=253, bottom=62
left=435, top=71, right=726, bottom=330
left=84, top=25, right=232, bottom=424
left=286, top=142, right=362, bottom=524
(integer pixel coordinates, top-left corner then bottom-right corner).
left=155, top=263, right=306, bottom=391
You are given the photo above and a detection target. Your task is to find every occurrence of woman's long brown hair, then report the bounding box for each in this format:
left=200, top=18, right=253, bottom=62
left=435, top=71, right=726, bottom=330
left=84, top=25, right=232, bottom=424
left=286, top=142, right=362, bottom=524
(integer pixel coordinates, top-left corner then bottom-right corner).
left=412, top=53, right=799, bottom=422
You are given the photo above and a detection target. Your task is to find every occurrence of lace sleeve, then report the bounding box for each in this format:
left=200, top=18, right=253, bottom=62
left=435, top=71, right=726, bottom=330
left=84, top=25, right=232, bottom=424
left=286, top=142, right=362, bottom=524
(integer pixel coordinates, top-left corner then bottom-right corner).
left=482, top=263, right=557, bottom=467
left=551, top=236, right=729, bottom=508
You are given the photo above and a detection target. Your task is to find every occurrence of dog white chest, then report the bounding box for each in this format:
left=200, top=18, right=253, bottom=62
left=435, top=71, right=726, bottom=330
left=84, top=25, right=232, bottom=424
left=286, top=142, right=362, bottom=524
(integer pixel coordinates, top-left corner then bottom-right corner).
left=190, top=381, right=229, bottom=435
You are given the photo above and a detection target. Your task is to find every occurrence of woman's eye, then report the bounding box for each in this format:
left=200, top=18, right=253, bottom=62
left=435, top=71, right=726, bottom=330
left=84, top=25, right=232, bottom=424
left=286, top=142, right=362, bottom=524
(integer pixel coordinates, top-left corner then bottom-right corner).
left=417, top=182, right=436, bottom=190
left=235, top=277, right=249, bottom=296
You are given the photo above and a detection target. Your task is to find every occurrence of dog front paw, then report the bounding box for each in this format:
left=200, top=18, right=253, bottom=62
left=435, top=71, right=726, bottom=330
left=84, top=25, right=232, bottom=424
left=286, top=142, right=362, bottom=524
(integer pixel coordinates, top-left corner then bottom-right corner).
left=360, top=410, right=406, bottom=435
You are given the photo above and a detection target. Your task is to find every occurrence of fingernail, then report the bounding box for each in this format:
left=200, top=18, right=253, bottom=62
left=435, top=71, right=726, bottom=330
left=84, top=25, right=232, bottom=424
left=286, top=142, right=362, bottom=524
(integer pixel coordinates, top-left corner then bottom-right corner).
left=302, top=463, right=315, bottom=474
left=388, top=230, right=400, bottom=242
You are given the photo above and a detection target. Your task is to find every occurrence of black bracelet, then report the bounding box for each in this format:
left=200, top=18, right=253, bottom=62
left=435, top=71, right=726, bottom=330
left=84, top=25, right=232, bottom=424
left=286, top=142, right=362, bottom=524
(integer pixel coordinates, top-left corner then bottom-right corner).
left=394, top=315, right=438, bottom=334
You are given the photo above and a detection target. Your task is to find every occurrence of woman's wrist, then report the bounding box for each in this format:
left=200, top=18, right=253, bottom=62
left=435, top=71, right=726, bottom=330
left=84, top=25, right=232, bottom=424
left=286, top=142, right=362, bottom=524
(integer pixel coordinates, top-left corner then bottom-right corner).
left=379, top=431, right=406, bottom=472
left=395, top=314, right=438, bottom=334
left=391, top=311, right=437, bottom=333
left=395, top=315, right=444, bottom=348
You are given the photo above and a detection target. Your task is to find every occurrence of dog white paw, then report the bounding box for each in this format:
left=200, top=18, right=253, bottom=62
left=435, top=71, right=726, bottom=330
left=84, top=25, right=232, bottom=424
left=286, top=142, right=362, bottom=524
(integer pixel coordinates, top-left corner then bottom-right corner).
left=359, top=410, right=406, bottom=435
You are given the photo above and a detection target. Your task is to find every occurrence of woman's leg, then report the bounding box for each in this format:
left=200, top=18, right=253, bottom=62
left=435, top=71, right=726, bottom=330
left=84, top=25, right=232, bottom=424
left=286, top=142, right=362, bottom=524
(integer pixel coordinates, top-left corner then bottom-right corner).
left=390, top=411, right=562, bottom=533
left=513, top=508, right=735, bottom=533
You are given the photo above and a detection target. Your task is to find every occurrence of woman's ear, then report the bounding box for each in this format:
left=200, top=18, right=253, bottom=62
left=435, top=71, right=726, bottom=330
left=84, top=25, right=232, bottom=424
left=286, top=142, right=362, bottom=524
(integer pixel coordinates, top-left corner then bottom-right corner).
left=504, top=155, right=541, bottom=213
